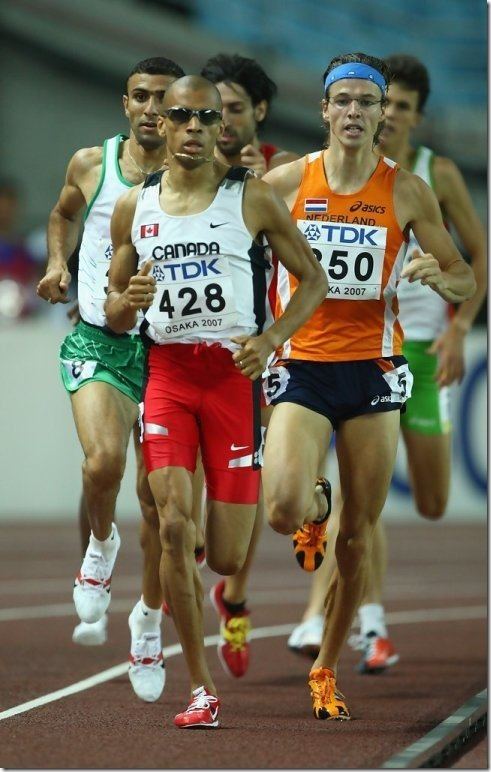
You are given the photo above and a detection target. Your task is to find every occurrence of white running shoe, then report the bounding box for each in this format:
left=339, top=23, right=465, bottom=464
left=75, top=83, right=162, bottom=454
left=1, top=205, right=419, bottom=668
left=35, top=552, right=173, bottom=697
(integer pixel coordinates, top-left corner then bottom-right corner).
left=287, top=614, right=323, bottom=659
left=128, top=601, right=165, bottom=702
left=72, top=614, right=108, bottom=646
left=73, top=524, right=121, bottom=623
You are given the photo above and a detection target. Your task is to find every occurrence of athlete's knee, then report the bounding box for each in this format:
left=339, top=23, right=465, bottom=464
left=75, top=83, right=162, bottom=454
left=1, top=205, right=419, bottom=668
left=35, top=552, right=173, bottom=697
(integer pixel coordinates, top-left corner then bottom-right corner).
left=416, top=493, right=447, bottom=521
left=335, top=526, right=372, bottom=580
left=159, top=509, right=193, bottom=555
left=83, top=450, right=125, bottom=489
left=266, top=491, right=304, bottom=535
left=206, top=548, right=245, bottom=576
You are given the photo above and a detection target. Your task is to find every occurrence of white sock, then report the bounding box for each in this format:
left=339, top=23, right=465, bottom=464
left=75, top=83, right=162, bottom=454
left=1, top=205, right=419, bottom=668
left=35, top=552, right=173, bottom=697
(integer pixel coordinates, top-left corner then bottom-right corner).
left=90, top=523, right=118, bottom=558
left=359, top=603, right=387, bottom=638
left=140, top=597, right=162, bottom=624
left=131, top=597, right=162, bottom=637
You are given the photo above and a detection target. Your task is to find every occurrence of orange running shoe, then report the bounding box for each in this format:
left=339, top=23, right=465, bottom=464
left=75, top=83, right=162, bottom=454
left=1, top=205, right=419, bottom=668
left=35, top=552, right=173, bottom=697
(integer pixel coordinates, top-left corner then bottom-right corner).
left=309, top=667, right=351, bottom=720
left=293, top=477, right=331, bottom=571
left=357, top=632, right=399, bottom=674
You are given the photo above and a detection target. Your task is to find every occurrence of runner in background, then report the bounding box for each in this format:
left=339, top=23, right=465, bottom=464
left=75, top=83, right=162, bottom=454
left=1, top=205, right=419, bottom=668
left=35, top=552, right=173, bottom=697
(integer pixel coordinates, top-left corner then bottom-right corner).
left=287, top=54, right=487, bottom=675
left=199, top=53, right=299, bottom=679
left=37, top=57, right=185, bottom=703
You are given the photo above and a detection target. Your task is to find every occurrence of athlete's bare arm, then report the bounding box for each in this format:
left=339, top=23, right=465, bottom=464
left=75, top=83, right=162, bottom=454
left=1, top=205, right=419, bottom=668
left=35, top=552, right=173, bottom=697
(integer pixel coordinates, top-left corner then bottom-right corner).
left=232, top=177, right=327, bottom=380
left=396, top=171, right=476, bottom=303
left=425, top=157, right=487, bottom=385
left=105, top=186, right=156, bottom=334
left=434, top=156, right=487, bottom=328
left=37, top=147, right=102, bottom=304
left=262, top=157, right=306, bottom=209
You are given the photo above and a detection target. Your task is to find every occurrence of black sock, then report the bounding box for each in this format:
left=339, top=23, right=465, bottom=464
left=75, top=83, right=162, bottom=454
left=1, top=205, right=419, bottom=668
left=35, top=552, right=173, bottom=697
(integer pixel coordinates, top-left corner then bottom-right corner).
left=223, top=597, right=246, bottom=615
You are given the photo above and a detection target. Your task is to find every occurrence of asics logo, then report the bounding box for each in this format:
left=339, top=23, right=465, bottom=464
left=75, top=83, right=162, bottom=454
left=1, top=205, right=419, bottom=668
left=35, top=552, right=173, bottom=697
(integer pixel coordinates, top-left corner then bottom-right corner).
left=230, top=443, right=249, bottom=451
left=210, top=222, right=228, bottom=228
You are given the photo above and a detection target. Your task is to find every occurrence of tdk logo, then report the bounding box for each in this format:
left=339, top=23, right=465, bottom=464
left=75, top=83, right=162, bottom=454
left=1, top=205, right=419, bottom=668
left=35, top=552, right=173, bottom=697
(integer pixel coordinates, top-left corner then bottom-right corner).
left=303, top=224, right=321, bottom=241
left=349, top=200, right=386, bottom=214
left=320, top=224, right=379, bottom=246
left=153, top=259, right=222, bottom=282
left=105, top=244, right=113, bottom=259
left=151, top=242, right=219, bottom=261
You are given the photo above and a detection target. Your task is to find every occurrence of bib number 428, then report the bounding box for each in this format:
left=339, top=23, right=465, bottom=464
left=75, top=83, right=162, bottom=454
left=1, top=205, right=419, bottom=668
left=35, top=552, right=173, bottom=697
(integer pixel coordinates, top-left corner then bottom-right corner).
left=159, top=283, right=226, bottom=319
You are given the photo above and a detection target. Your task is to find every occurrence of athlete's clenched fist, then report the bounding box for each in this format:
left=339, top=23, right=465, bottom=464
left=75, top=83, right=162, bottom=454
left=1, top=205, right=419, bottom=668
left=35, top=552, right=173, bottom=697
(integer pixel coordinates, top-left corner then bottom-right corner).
left=123, top=260, right=156, bottom=310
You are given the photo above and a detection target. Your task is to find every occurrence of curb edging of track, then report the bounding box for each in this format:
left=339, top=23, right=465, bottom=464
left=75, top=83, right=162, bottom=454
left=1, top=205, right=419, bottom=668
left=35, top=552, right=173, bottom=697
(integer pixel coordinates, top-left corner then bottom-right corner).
left=382, top=689, right=487, bottom=768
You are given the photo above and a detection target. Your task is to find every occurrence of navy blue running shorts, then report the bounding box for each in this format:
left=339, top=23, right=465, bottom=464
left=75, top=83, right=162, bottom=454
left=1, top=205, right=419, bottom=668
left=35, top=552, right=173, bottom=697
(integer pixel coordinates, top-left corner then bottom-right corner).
left=264, top=356, right=413, bottom=430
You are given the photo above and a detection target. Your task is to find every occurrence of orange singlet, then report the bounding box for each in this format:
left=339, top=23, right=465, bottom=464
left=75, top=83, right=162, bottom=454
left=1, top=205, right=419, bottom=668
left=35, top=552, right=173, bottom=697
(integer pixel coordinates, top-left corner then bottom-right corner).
left=276, top=151, right=408, bottom=362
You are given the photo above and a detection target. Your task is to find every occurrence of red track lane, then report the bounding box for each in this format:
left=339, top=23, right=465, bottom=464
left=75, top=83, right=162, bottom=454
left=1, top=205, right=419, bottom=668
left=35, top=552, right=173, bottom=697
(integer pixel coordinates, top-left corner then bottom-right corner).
left=0, top=520, right=487, bottom=769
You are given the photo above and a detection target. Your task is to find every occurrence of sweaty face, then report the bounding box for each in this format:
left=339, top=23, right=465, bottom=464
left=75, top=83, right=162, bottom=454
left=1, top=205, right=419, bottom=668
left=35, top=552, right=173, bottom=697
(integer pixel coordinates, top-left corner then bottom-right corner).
left=158, top=86, right=223, bottom=169
left=124, top=73, right=178, bottom=150
left=322, top=78, right=385, bottom=147
left=215, top=81, right=261, bottom=156
left=378, top=82, right=421, bottom=147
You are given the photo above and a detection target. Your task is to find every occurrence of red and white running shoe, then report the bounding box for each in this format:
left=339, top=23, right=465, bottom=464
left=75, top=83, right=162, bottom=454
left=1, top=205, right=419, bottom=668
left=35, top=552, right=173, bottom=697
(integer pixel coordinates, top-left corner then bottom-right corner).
left=210, top=580, right=250, bottom=678
left=357, top=632, right=399, bottom=674
left=174, top=686, right=220, bottom=729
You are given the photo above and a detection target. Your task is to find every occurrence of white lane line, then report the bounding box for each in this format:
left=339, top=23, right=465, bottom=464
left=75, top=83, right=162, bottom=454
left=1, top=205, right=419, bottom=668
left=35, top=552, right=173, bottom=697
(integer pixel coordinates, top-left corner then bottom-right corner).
left=0, top=598, right=486, bottom=624
left=0, top=606, right=487, bottom=722
left=0, top=624, right=292, bottom=721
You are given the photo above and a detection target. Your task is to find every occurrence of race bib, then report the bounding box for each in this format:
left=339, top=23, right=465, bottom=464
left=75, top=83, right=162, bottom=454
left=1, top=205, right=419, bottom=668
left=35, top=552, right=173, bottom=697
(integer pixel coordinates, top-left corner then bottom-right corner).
left=148, top=255, right=238, bottom=339
left=61, top=359, right=97, bottom=389
left=382, top=362, right=413, bottom=404
left=298, top=220, right=386, bottom=300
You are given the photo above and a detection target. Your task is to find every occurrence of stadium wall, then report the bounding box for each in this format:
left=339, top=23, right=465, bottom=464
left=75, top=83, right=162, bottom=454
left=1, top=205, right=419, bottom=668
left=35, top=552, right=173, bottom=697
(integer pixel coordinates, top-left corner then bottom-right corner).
left=0, top=321, right=486, bottom=522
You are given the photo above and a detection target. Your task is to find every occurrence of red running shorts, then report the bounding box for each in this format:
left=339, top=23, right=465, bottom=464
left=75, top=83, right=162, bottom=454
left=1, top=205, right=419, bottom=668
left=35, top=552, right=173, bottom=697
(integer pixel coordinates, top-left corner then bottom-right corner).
left=142, top=342, right=261, bottom=505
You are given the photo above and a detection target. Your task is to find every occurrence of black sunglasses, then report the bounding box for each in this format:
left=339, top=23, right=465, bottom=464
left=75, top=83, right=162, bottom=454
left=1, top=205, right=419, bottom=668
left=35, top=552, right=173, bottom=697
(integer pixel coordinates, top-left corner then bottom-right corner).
left=163, top=107, right=222, bottom=125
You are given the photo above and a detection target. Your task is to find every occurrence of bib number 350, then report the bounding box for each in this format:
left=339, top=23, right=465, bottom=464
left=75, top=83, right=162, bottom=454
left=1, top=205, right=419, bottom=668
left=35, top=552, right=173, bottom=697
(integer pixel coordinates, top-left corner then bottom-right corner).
left=298, top=220, right=387, bottom=300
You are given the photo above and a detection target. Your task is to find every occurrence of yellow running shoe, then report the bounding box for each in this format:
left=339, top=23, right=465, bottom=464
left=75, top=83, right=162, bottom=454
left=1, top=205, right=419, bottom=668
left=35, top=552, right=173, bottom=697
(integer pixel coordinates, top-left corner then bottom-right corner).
left=292, top=478, right=331, bottom=572
left=309, top=666, right=351, bottom=720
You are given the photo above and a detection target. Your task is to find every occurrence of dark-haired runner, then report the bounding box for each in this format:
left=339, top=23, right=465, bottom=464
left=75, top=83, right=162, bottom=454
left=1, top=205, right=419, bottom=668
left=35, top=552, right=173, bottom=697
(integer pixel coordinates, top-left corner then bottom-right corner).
left=37, top=57, right=184, bottom=702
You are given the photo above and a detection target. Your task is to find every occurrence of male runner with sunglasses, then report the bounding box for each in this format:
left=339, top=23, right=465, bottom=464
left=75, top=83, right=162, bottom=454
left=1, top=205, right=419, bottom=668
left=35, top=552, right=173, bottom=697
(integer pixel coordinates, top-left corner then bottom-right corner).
left=260, top=52, right=475, bottom=720
left=200, top=52, right=299, bottom=680
left=37, top=57, right=184, bottom=702
left=106, top=75, right=326, bottom=729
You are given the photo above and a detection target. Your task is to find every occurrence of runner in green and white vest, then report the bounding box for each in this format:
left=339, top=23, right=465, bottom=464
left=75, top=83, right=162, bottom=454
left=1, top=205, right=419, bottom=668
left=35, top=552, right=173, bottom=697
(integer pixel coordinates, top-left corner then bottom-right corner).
left=37, top=57, right=185, bottom=702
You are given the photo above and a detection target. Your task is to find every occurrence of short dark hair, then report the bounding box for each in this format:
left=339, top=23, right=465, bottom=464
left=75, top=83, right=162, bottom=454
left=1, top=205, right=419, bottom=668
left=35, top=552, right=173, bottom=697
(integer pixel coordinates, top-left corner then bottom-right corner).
left=384, top=54, right=431, bottom=112
left=126, top=57, right=185, bottom=91
left=321, top=53, right=389, bottom=146
left=200, top=53, right=277, bottom=123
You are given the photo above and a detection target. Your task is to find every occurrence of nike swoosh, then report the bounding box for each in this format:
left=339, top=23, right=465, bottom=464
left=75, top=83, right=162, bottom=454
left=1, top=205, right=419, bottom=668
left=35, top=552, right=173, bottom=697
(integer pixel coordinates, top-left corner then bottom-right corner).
left=231, top=443, right=249, bottom=451
left=210, top=222, right=229, bottom=228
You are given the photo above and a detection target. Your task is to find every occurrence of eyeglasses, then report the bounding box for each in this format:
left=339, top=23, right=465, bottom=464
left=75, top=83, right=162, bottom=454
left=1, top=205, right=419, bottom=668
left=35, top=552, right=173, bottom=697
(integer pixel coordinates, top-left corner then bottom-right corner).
left=328, top=97, right=383, bottom=110
left=163, top=107, right=222, bottom=125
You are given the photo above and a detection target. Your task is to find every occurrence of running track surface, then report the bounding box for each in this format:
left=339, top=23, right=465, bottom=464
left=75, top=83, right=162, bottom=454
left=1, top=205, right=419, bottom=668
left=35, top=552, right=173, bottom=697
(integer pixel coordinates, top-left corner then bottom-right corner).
left=0, top=520, right=487, bottom=769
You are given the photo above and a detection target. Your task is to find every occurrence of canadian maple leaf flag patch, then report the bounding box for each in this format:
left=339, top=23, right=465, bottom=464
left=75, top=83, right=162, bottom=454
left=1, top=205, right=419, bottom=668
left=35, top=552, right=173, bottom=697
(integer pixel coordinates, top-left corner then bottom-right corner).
left=140, top=223, right=159, bottom=238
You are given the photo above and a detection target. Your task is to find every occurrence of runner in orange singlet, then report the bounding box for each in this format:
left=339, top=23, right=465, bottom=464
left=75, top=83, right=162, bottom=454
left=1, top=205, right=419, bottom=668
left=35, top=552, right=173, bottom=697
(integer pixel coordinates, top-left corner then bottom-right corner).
left=259, top=52, right=476, bottom=721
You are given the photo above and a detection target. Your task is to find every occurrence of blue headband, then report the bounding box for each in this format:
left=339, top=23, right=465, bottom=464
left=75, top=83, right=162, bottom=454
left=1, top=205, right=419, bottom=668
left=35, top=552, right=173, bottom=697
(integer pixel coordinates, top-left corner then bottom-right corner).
left=324, top=63, right=387, bottom=94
